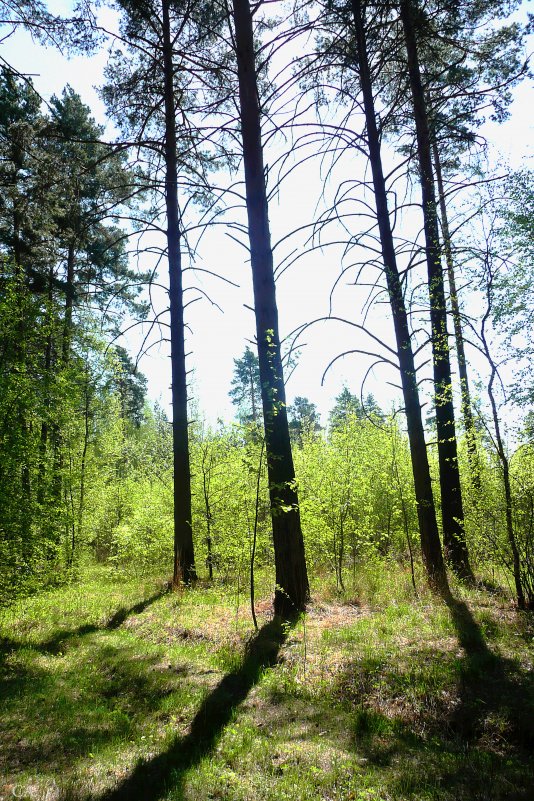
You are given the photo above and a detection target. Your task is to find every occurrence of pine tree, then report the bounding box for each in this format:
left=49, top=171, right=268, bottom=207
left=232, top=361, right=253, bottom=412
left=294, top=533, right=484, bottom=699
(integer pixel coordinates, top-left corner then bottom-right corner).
left=230, top=0, right=310, bottom=615
left=328, top=0, right=448, bottom=592
left=288, top=396, right=321, bottom=444
left=100, top=0, right=223, bottom=584
left=329, top=388, right=364, bottom=432
left=399, top=0, right=474, bottom=581
left=229, top=346, right=262, bottom=426
left=0, top=72, right=146, bottom=594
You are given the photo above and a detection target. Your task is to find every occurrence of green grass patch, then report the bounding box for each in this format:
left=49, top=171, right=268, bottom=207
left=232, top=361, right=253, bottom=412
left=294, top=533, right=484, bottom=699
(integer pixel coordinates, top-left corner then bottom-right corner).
left=1, top=563, right=533, bottom=800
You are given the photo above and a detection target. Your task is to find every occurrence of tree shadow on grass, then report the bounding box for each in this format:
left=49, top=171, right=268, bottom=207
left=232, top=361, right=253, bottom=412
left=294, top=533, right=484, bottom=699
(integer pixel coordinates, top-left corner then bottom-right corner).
left=1, top=585, right=176, bottom=777
left=42, top=587, right=171, bottom=653
left=95, top=617, right=290, bottom=801
left=0, top=637, right=192, bottom=777
left=0, top=587, right=169, bottom=661
left=343, top=591, right=534, bottom=800
left=444, top=594, right=534, bottom=749
left=392, top=593, right=534, bottom=799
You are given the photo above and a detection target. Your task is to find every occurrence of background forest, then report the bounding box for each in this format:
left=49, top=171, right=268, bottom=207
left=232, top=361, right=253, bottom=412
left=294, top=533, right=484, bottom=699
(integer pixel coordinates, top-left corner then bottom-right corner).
left=0, top=0, right=532, bottom=609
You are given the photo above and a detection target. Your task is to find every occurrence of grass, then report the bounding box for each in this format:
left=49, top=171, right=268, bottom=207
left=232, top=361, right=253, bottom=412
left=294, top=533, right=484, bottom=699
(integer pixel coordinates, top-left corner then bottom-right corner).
left=0, top=563, right=533, bottom=801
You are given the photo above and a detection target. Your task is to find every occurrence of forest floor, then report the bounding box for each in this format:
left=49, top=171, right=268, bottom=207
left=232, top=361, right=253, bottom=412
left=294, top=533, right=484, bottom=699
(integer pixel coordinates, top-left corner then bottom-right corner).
left=1, top=564, right=533, bottom=801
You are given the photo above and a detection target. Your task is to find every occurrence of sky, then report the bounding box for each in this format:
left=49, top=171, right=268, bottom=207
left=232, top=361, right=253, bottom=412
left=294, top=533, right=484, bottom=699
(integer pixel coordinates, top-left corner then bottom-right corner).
left=1, top=2, right=533, bottom=427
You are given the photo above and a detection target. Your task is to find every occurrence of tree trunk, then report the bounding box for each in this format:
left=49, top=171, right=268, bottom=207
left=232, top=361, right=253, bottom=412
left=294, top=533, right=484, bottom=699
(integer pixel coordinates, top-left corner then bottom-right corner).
left=432, top=142, right=481, bottom=494
left=62, top=242, right=75, bottom=364
left=400, top=0, right=473, bottom=583
left=37, top=265, right=55, bottom=506
left=479, top=290, right=525, bottom=607
left=202, top=450, right=214, bottom=580
left=488, top=367, right=524, bottom=608
left=74, top=370, right=91, bottom=567
left=351, top=0, right=448, bottom=593
left=249, top=361, right=258, bottom=425
left=50, top=242, right=76, bottom=516
left=232, top=0, right=309, bottom=616
left=162, top=0, right=196, bottom=585
left=12, top=161, right=32, bottom=518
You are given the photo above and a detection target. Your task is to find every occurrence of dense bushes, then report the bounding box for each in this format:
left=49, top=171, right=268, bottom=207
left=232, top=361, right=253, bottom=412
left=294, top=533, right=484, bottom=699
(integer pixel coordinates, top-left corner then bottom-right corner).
left=2, top=330, right=534, bottom=604
left=44, top=397, right=529, bottom=600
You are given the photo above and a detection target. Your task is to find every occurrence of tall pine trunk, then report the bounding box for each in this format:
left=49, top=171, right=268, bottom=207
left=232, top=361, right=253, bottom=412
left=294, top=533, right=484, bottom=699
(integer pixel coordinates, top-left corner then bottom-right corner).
left=51, top=241, right=77, bottom=514
left=162, top=0, right=196, bottom=585
left=232, top=0, right=309, bottom=616
left=400, top=0, right=473, bottom=583
left=73, top=372, right=90, bottom=567
left=37, top=264, right=55, bottom=506
left=432, top=142, right=481, bottom=494
left=62, top=242, right=75, bottom=363
left=351, top=0, right=448, bottom=593
left=12, top=158, right=32, bottom=516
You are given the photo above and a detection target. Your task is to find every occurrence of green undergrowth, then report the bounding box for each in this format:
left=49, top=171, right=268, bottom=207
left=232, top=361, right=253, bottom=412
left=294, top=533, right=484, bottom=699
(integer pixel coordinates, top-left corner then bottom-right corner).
left=1, top=564, right=533, bottom=801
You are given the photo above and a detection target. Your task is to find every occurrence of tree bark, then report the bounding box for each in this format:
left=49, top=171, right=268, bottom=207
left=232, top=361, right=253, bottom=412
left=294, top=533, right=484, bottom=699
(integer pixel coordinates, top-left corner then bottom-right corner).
left=74, top=369, right=91, bottom=568
left=62, top=242, right=76, bottom=364
left=50, top=241, right=77, bottom=514
left=37, top=264, right=55, bottom=506
left=432, top=142, right=481, bottom=494
left=249, top=360, right=258, bottom=425
left=351, top=0, right=448, bottom=593
left=12, top=156, right=32, bottom=515
left=232, top=0, right=309, bottom=616
left=400, top=0, right=473, bottom=583
left=162, top=0, right=196, bottom=585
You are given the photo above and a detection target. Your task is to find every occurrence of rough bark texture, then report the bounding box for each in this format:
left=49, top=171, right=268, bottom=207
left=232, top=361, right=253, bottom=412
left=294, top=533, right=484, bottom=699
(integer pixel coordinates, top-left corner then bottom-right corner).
left=162, top=0, right=196, bottom=585
left=432, top=142, right=481, bottom=494
left=232, top=0, right=309, bottom=616
left=400, top=0, right=473, bottom=583
left=351, top=0, right=448, bottom=593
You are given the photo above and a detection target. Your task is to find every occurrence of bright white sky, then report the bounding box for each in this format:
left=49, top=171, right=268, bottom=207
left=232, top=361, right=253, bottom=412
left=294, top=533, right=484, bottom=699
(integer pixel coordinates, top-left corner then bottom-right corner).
left=1, top=3, right=532, bottom=427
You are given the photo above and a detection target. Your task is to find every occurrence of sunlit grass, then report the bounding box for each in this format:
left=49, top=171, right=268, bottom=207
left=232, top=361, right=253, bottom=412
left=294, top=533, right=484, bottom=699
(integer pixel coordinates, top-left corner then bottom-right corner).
left=1, top=562, right=533, bottom=800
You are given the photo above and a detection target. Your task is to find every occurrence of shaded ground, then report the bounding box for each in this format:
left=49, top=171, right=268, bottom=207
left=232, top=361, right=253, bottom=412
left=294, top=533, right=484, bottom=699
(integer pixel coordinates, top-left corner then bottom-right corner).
left=1, top=566, right=533, bottom=800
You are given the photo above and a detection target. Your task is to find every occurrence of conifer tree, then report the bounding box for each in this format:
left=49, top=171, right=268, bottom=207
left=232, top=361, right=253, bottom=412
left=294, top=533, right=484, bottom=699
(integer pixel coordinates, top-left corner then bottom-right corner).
left=100, top=0, right=224, bottom=583
left=229, top=346, right=262, bottom=426
left=230, top=0, right=309, bottom=614
left=299, top=2, right=448, bottom=591
left=399, top=0, right=475, bottom=581
left=348, top=0, right=448, bottom=591
left=288, top=396, right=321, bottom=444
left=0, top=71, right=146, bottom=592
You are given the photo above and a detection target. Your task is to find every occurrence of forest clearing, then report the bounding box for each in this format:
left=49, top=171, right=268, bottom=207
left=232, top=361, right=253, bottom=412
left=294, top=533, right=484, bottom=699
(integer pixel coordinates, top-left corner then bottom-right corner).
left=1, top=565, right=533, bottom=801
left=1, top=0, right=534, bottom=797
